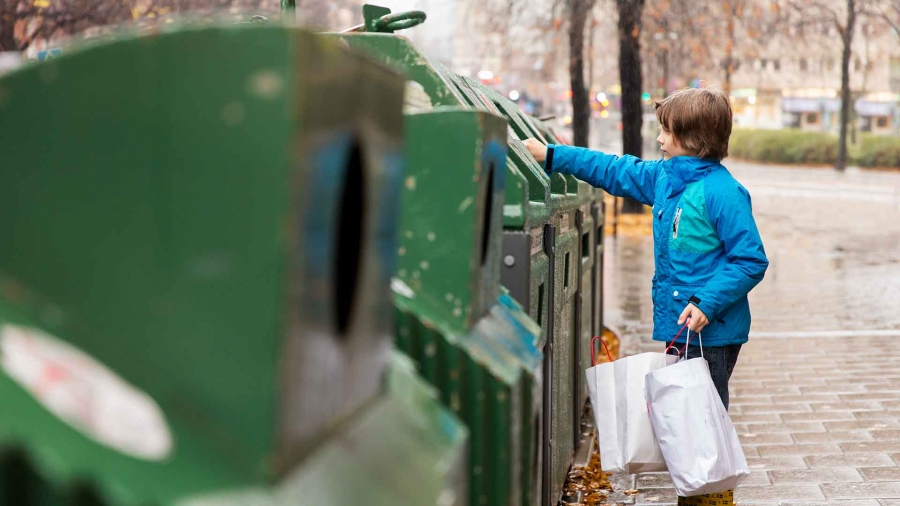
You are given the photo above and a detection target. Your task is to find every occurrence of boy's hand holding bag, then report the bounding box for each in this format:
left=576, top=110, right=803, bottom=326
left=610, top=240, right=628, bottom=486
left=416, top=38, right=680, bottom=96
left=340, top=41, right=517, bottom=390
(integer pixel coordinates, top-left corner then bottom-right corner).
left=644, top=323, right=750, bottom=496
left=585, top=336, right=677, bottom=474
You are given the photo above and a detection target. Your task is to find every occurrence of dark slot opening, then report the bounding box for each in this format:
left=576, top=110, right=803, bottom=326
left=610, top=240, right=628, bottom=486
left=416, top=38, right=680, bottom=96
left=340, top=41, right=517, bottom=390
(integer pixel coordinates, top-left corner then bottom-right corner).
left=582, top=232, right=590, bottom=259
left=335, top=140, right=366, bottom=337
left=481, top=164, right=495, bottom=267
left=537, top=283, right=545, bottom=326
left=0, top=448, right=53, bottom=505
left=564, top=252, right=570, bottom=288
left=69, top=481, right=106, bottom=506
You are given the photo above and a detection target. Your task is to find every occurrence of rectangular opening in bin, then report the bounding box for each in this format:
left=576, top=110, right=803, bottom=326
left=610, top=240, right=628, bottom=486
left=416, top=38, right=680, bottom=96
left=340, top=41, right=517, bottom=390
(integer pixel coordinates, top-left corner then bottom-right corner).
left=564, top=253, right=570, bottom=288
left=582, top=233, right=589, bottom=260
left=537, top=283, right=545, bottom=326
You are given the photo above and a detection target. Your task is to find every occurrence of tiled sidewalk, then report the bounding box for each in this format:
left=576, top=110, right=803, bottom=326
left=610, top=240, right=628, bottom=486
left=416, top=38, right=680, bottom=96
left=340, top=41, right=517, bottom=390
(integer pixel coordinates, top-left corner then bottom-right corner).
left=630, top=334, right=900, bottom=505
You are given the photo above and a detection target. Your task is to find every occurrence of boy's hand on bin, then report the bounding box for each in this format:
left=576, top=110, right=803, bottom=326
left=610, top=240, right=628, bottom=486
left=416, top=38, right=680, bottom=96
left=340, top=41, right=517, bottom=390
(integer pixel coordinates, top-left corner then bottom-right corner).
left=523, top=139, right=547, bottom=162
left=679, top=304, right=709, bottom=333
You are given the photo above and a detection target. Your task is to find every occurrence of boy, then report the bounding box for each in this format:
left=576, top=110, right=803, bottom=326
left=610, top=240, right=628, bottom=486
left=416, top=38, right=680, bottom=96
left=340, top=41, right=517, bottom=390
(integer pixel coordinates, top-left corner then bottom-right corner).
left=524, top=87, right=768, bottom=504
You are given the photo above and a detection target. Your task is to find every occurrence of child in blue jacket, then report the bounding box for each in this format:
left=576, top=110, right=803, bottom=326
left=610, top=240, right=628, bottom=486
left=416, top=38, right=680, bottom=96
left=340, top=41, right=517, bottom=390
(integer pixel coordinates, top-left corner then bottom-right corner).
left=525, top=87, right=768, bottom=503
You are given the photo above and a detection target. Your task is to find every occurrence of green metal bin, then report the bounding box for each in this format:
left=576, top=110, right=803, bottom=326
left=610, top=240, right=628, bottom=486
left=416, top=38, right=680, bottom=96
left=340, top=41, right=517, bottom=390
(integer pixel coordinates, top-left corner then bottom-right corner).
left=0, top=21, right=465, bottom=505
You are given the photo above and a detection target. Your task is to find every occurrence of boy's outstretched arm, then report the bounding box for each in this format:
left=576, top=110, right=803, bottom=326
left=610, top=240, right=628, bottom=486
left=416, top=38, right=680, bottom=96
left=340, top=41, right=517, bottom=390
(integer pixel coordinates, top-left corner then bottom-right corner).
left=690, top=184, right=769, bottom=323
left=523, top=139, right=662, bottom=206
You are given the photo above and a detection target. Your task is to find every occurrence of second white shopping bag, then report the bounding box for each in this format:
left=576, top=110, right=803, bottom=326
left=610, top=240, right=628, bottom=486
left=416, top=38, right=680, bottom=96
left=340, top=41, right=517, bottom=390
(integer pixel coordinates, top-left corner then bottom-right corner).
left=585, top=336, right=677, bottom=474
left=644, top=327, right=750, bottom=496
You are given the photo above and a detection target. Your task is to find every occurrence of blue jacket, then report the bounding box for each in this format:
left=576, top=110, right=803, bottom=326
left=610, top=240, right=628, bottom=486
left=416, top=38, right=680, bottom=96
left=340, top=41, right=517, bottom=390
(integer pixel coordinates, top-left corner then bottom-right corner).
left=546, top=145, right=768, bottom=346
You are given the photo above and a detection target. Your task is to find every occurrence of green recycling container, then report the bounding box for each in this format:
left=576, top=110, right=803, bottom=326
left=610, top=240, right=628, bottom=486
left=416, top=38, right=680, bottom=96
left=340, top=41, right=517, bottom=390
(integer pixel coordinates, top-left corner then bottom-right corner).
left=0, top=21, right=465, bottom=505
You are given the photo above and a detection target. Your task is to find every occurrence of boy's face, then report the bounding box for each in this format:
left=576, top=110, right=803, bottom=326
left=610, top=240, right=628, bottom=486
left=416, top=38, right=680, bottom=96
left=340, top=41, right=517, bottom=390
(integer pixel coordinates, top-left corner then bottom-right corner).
left=657, top=125, right=696, bottom=160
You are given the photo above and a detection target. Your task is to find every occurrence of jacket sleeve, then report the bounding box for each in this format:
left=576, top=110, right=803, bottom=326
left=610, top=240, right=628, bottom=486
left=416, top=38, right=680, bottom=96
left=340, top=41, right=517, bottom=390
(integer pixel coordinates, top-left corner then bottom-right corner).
left=545, top=144, right=663, bottom=206
left=692, top=183, right=769, bottom=319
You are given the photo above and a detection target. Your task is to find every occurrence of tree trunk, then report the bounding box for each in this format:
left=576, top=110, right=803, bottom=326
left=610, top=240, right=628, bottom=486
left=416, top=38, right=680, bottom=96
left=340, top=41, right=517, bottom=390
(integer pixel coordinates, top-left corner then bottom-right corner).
left=723, top=0, right=737, bottom=93
left=568, top=0, right=594, bottom=148
left=836, top=0, right=856, bottom=171
left=617, top=0, right=645, bottom=214
left=0, top=7, right=21, bottom=51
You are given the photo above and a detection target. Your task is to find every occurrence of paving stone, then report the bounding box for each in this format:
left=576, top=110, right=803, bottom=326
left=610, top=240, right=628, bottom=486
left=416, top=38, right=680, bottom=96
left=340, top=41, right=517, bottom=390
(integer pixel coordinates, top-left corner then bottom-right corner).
left=800, top=385, right=868, bottom=395
left=805, top=454, right=897, bottom=468
left=855, top=411, right=900, bottom=421
left=859, top=468, right=900, bottom=482
left=822, top=482, right=900, bottom=498
left=825, top=421, right=900, bottom=431
left=737, top=387, right=802, bottom=397
left=842, top=442, right=900, bottom=454
left=773, top=380, right=830, bottom=389
left=734, top=484, right=825, bottom=500
left=746, top=422, right=827, bottom=434
left=745, top=456, right=810, bottom=471
left=757, top=443, right=842, bottom=457
left=741, top=433, right=796, bottom=445
left=733, top=398, right=777, bottom=406
left=841, top=393, right=900, bottom=402
left=768, top=467, right=863, bottom=484
left=781, top=411, right=857, bottom=422
left=864, top=384, right=900, bottom=392
left=810, top=401, right=885, bottom=412
left=772, top=394, right=843, bottom=404
left=743, top=403, right=814, bottom=414
left=732, top=413, right=783, bottom=424
left=780, top=502, right=880, bottom=506
left=635, top=488, right=679, bottom=504
left=792, top=431, right=873, bottom=443
left=636, top=472, right=672, bottom=489
left=743, top=471, right=774, bottom=486
left=869, top=430, right=900, bottom=440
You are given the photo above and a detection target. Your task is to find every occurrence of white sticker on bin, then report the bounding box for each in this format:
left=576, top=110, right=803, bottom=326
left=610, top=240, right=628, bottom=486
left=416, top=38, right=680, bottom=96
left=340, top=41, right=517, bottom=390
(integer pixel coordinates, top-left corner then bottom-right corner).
left=0, top=324, right=174, bottom=461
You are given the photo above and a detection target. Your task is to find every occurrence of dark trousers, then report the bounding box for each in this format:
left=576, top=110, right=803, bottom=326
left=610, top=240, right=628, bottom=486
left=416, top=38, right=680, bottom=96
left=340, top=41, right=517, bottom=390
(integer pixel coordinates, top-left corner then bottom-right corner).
left=665, top=343, right=742, bottom=410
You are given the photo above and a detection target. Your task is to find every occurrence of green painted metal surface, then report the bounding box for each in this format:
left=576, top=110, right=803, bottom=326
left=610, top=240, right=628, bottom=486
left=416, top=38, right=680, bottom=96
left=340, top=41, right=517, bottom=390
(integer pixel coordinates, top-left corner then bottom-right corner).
left=181, top=351, right=468, bottom=506
left=331, top=20, right=608, bottom=504
left=393, top=108, right=542, bottom=506
left=0, top=22, right=464, bottom=505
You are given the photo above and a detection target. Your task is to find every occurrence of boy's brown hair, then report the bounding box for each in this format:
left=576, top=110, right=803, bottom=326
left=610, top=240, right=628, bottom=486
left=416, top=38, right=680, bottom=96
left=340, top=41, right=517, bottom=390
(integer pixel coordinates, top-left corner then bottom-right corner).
left=654, top=87, right=733, bottom=161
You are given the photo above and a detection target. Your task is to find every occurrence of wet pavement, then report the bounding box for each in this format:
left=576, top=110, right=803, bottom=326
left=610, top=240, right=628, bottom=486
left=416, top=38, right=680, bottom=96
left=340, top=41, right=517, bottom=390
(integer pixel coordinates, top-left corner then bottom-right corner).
left=601, top=161, right=900, bottom=505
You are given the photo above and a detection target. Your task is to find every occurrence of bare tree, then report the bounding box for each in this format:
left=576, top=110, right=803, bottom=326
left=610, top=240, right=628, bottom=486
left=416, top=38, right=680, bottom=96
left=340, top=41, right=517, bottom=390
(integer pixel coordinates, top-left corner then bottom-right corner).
left=643, top=0, right=782, bottom=95
left=1, top=0, right=278, bottom=52
left=617, top=0, right=646, bottom=214
left=569, top=0, right=596, bottom=147
left=837, top=0, right=858, bottom=171
left=781, top=0, right=881, bottom=171
left=876, top=0, right=900, bottom=34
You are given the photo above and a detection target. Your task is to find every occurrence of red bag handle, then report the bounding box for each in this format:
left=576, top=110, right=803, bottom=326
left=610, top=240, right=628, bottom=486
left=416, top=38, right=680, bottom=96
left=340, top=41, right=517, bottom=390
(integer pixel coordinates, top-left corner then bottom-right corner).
left=663, top=318, right=696, bottom=358
left=590, top=336, right=614, bottom=366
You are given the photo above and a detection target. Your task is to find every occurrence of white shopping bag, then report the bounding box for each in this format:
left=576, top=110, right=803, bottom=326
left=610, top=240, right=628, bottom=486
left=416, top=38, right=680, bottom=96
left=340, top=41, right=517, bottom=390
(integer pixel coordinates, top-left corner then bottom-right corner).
left=585, top=336, right=677, bottom=474
left=644, top=328, right=750, bottom=496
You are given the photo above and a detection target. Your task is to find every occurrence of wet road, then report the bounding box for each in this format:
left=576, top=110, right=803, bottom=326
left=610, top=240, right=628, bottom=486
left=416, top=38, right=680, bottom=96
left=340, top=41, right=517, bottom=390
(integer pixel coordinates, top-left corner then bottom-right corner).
left=601, top=161, right=900, bottom=505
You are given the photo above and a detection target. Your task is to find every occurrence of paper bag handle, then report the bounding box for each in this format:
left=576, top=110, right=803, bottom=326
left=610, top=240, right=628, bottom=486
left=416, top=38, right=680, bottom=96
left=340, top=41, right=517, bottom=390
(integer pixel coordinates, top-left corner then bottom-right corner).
left=590, top=336, right=613, bottom=366
left=664, top=319, right=699, bottom=358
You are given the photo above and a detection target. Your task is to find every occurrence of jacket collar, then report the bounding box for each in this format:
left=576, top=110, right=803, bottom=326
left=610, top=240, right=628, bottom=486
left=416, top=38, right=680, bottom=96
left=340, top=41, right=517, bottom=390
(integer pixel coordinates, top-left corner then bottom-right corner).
left=663, top=156, right=722, bottom=197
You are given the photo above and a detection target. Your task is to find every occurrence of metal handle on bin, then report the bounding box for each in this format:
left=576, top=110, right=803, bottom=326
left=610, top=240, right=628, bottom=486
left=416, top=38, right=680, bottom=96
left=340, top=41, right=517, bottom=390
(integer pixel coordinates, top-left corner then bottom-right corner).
left=374, top=10, right=426, bottom=31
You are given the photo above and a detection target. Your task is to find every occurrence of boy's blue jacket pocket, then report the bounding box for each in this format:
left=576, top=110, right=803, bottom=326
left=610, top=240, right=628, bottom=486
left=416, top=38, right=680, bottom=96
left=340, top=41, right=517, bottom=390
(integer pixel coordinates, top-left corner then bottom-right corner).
left=546, top=144, right=769, bottom=346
